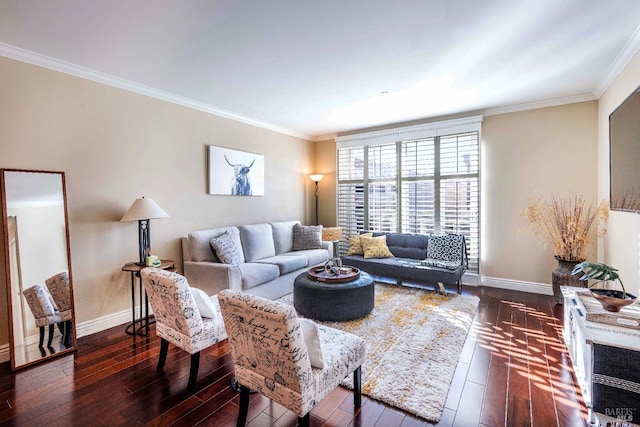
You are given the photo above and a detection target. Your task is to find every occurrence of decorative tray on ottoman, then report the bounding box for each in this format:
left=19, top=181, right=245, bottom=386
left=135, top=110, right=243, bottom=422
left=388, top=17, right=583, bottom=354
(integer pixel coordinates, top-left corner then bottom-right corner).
left=307, top=266, right=360, bottom=283
left=577, top=291, right=640, bottom=329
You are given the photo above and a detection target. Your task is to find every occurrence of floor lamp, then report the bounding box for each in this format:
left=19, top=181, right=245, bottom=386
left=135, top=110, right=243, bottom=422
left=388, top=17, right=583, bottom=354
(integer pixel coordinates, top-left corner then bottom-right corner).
left=309, top=174, right=324, bottom=226
left=121, top=197, right=170, bottom=265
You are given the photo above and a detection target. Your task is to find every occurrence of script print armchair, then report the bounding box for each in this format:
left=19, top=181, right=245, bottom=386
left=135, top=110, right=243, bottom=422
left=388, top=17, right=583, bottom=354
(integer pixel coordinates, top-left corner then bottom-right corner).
left=45, top=272, right=73, bottom=345
left=140, top=268, right=227, bottom=390
left=218, top=289, right=366, bottom=427
left=23, top=284, right=61, bottom=348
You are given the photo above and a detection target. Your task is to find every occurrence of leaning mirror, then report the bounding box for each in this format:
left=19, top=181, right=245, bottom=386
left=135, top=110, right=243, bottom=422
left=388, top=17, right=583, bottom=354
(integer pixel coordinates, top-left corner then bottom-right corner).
left=1, top=169, right=76, bottom=370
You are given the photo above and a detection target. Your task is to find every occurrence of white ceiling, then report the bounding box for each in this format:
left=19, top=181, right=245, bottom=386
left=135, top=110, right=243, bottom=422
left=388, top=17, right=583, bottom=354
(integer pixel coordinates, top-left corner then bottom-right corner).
left=1, top=0, right=640, bottom=140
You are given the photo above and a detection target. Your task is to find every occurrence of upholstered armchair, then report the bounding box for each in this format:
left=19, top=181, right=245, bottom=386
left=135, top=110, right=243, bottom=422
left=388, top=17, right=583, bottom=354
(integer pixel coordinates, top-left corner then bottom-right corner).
left=140, top=267, right=227, bottom=390
left=23, top=284, right=61, bottom=348
left=218, top=289, right=366, bottom=427
left=45, top=272, right=73, bottom=344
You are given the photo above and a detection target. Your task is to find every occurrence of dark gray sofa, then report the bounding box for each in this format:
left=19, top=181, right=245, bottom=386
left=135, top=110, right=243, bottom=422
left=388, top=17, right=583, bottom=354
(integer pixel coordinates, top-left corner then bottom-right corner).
left=341, top=231, right=468, bottom=293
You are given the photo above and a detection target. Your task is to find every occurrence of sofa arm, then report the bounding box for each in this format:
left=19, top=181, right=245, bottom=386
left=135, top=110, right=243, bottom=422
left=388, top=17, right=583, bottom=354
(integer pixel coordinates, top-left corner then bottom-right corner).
left=184, top=261, right=243, bottom=295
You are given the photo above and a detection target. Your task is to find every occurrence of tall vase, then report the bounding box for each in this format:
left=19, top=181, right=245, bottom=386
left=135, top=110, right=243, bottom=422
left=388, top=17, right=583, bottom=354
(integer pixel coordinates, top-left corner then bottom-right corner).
left=551, top=258, right=585, bottom=304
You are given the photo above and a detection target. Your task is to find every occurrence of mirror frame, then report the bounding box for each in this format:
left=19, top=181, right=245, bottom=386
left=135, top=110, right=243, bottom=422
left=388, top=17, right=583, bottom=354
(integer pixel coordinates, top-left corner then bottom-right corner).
left=1, top=169, right=77, bottom=370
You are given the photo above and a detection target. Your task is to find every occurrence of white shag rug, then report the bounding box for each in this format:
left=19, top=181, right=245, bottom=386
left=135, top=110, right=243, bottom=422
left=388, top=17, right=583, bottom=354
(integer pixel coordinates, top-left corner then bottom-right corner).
left=279, top=283, right=479, bottom=422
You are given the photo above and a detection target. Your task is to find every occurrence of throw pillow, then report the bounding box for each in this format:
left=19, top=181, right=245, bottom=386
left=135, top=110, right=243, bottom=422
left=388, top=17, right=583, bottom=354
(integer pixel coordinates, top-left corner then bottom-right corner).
left=361, top=235, right=394, bottom=259
left=209, top=231, right=241, bottom=265
left=346, top=232, right=373, bottom=256
left=299, top=318, right=325, bottom=368
left=190, top=287, right=219, bottom=319
left=293, top=224, right=323, bottom=250
left=427, top=234, right=463, bottom=263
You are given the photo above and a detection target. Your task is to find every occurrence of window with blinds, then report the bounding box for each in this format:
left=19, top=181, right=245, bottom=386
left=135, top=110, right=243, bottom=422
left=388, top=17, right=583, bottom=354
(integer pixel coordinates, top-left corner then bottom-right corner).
left=337, top=129, right=480, bottom=273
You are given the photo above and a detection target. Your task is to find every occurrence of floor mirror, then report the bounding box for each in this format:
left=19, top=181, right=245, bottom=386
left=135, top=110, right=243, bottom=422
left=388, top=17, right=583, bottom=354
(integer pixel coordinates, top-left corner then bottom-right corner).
left=1, top=169, right=76, bottom=370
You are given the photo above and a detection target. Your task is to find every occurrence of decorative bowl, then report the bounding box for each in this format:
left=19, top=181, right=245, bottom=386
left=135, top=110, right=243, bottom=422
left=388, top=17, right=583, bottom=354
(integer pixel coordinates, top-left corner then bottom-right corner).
left=590, top=289, right=637, bottom=312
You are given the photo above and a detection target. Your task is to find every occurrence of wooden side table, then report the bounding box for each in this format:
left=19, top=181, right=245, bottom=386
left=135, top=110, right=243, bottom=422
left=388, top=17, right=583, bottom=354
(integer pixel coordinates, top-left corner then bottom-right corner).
left=121, top=260, right=176, bottom=337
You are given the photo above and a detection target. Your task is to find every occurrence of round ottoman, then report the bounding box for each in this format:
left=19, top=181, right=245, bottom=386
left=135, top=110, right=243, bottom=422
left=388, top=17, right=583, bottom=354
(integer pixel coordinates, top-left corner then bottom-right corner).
left=293, top=270, right=374, bottom=321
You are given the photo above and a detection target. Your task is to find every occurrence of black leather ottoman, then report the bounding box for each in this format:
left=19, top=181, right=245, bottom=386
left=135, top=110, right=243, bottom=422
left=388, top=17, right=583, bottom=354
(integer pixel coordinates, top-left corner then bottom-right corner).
left=293, top=270, right=375, bottom=321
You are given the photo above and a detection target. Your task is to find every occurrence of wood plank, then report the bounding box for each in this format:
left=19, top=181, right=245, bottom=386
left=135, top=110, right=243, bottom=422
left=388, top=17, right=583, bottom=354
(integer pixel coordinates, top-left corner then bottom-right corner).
left=0, top=286, right=592, bottom=427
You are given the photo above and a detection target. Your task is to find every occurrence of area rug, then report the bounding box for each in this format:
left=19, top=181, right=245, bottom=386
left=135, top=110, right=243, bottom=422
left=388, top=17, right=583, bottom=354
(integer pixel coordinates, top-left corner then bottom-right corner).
left=279, top=283, right=479, bottom=422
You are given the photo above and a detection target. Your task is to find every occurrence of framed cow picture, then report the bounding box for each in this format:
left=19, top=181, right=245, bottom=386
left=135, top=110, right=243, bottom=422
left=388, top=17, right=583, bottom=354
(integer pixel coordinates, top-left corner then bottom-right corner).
left=208, top=146, right=265, bottom=196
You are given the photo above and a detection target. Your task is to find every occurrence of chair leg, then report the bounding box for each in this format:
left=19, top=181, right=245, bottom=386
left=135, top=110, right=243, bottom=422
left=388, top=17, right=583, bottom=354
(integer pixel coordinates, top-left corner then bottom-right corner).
left=353, top=365, right=362, bottom=408
left=297, top=413, right=310, bottom=427
left=157, top=338, right=169, bottom=371
left=47, top=324, right=55, bottom=347
left=187, top=352, right=200, bottom=390
left=237, top=385, right=250, bottom=427
left=38, top=326, right=45, bottom=348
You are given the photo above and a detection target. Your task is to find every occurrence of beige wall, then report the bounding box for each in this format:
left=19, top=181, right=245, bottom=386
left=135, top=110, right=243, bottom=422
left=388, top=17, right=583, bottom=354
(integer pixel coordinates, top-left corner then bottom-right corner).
left=0, top=56, right=315, bottom=343
left=314, top=139, right=337, bottom=227
left=482, top=102, right=598, bottom=285
left=598, top=50, right=640, bottom=297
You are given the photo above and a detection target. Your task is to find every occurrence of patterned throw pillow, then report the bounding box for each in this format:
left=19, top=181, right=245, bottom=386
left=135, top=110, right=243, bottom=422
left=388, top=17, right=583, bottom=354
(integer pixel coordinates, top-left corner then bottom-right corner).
left=427, top=234, right=463, bottom=263
left=293, top=224, right=323, bottom=250
left=361, top=235, right=394, bottom=259
left=346, top=232, right=373, bottom=256
left=209, top=231, right=242, bottom=265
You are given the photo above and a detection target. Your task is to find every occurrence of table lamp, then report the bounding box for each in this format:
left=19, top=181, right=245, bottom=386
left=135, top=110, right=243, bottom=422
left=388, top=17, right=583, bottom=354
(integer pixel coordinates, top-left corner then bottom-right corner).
left=322, top=227, right=343, bottom=258
left=121, top=197, right=169, bottom=265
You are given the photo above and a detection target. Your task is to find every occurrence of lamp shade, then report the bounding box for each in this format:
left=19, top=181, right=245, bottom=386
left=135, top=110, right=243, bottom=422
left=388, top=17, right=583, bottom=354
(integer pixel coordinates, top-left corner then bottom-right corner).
left=120, top=197, right=169, bottom=222
left=309, top=174, right=324, bottom=183
left=322, top=227, right=343, bottom=241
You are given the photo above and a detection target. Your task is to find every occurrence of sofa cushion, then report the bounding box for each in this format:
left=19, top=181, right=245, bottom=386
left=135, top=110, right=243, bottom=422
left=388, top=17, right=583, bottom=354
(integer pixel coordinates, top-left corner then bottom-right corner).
left=293, top=224, right=323, bottom=250
left=361, top=235, right=394, bottom=259
left=239, top=223, right=276, bottom=262
left=209, top=231, right=242, bottom=265
left=284, top=248, right=329, bottom=266
left=257, top=255, right=308, bottom=275
left=346, top=232, right=373, bottom=256
left=420, top=258, right=462, bottom=270
left=238, top=263, right=280, bottom=290
left=427, top=234, right=464, bottom=263
left=385, top=233, right=429, bottom=259
left=270, top=220, right=299, bottom=254
left=188, top=227, right=244, bottom=263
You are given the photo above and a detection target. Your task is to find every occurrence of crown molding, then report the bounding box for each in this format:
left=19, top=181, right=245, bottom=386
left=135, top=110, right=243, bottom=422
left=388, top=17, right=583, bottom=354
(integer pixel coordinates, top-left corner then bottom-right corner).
left=0, top=43, right=312, bottom=141
left=593, top=24, right=640, bottom=98
left=483, top=93, right=597, bottom=117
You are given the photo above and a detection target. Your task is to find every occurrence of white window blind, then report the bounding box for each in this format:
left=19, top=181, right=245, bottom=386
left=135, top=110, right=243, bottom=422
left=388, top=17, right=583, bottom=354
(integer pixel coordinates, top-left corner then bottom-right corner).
left=336, top=116, right=481, bottom=273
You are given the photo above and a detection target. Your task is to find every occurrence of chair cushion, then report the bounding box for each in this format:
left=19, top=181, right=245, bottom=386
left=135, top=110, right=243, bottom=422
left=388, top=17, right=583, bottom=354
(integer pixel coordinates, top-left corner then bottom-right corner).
left=299, top=318, right=325, bottom=368
left=346, top=233, right=373, bottom=255
left=420, top=258, right=462, bottom=270
left=209, top=230, right=242, bottom=265
left=293, top=224, right=323, bottom=250
left=238, top=263, right=280, bottom=289
left=239, top=223, right=276, bottom=262
left=271, top=220, right=299, bottom=254
left=257, top=255, right=308, bottom=275
left=361, top=235, right=394, bottom=259
left=427, top=234, right=464, bottom=263
left=283, top=249, right=329, bottom=266
left=190, top=287, right=221, bottom=319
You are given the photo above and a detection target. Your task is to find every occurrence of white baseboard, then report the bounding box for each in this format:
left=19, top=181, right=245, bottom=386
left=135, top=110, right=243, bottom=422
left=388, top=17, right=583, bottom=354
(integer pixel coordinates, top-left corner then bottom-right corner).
left=76, top=306, right=146, bottom=338
left=482, top=276, right=553, bottom=295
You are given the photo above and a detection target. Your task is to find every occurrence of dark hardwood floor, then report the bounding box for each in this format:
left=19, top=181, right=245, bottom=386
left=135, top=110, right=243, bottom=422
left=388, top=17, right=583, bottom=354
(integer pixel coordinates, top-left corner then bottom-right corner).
left=0, top=285, right=588, bottom=426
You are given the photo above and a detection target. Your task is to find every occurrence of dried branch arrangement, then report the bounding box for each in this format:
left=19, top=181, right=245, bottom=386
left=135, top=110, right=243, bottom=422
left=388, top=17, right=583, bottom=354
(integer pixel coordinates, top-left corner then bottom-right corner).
left=523, top=193, right=609, bottom=261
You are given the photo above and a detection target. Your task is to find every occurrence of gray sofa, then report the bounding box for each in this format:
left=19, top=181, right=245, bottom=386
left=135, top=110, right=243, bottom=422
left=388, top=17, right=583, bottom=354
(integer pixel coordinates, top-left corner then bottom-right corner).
left=341, top=231, right=468, bottom=293
left=182, top=220, right=331, bottom=300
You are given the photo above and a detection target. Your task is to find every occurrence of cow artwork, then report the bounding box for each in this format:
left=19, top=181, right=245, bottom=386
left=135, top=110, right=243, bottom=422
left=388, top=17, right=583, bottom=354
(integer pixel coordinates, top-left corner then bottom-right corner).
left=225, top=155, right=255, bottom=196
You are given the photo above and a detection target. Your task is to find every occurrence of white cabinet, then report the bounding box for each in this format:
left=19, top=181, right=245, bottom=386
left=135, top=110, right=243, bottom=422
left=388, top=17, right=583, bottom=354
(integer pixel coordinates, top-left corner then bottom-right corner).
left=562, top=287, right=640, bottom=426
